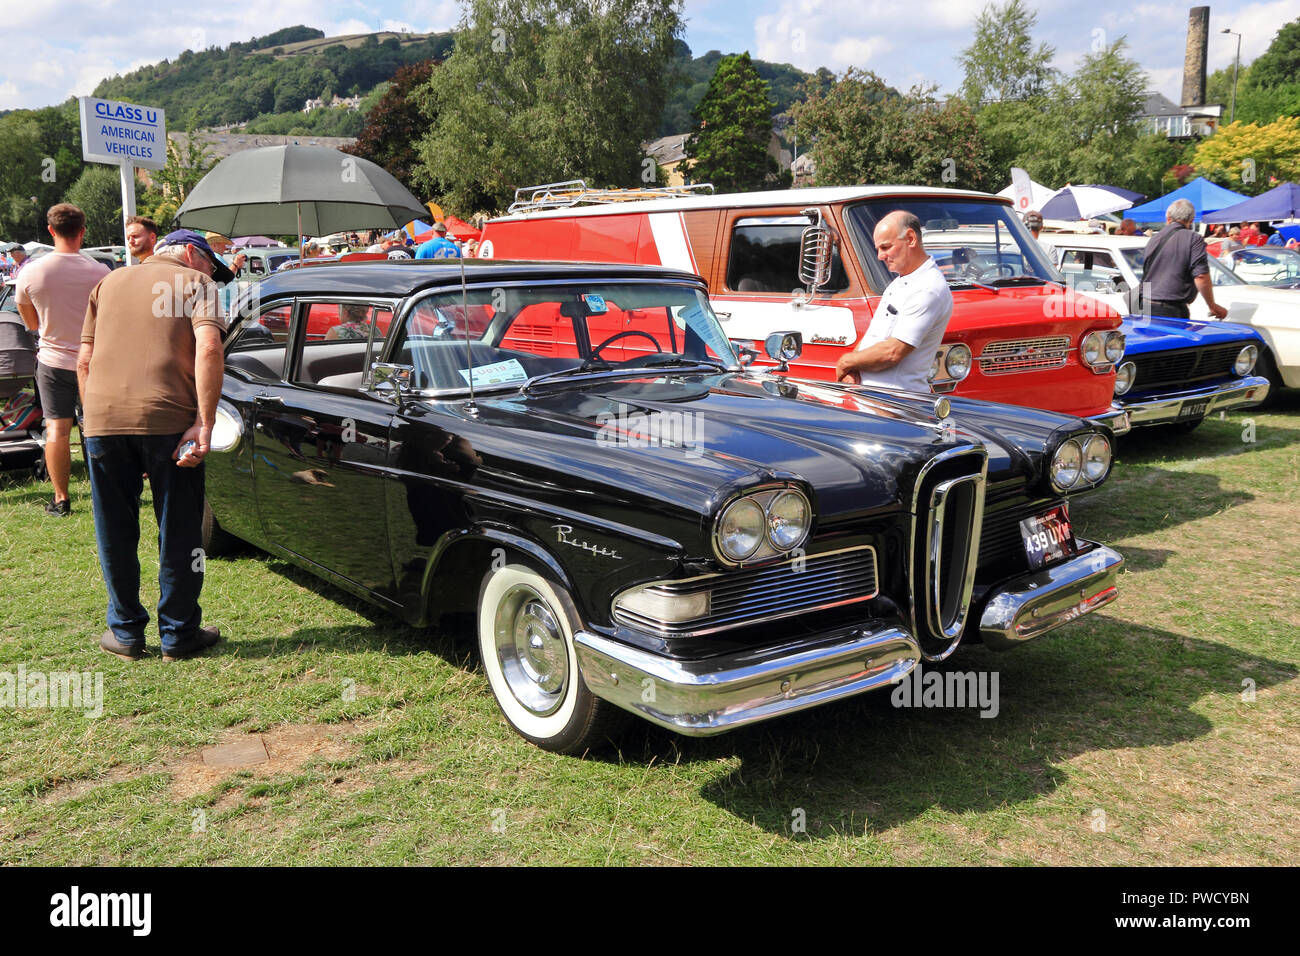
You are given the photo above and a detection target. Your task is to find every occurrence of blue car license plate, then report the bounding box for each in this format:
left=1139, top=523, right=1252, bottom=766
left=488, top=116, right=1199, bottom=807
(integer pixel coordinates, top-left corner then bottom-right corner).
left=1178, top=400, right=1209, bottom=420
left=1020, top=505, right=1078, bottom=571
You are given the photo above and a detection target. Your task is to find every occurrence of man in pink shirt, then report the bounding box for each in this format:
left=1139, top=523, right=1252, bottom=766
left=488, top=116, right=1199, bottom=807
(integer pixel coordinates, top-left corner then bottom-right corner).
left=15, top=203, right=110, bottom=516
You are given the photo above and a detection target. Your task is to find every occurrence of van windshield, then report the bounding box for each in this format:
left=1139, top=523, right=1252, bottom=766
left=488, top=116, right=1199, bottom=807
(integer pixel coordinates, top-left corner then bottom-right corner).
left=846, top=199, right=1064, bottom=290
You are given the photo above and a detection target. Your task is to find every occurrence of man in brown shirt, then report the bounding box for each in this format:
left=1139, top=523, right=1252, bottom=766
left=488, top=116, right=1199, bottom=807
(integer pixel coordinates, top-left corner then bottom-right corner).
left=78, top=230, right=232, bottom=661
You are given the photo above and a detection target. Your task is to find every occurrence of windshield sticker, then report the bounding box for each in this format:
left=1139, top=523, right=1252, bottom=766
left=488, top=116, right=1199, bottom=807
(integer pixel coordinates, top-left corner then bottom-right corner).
left=582, top=294, right=608, bottom=314
left=458, top=358, right=528, bottom=386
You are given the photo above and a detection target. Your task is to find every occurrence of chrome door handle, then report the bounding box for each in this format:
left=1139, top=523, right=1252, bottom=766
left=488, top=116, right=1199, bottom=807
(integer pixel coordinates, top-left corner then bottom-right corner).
left=254, top=395, right=284, bottom=406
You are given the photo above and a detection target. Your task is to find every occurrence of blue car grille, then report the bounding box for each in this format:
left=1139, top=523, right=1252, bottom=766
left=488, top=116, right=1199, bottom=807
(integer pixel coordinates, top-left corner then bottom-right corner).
left=1132, top=343, right=1244, bottom=391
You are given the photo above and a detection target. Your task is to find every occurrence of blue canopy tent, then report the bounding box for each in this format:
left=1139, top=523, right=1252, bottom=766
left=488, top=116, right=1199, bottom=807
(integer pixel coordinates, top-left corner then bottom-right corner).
left=1125, top=177, right=1250, bottom=222
left=1202, top=183, right=1300, bottom=224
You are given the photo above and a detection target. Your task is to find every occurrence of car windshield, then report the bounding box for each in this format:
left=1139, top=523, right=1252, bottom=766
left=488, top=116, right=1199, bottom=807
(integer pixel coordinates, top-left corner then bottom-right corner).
left=390, top=281, right=738, bottom=394
left=846, top=199, right=1064, bottom=288
left=1224, top=247, right=1300, bottom=286
left=1119, top=246, right=1246, bottom=287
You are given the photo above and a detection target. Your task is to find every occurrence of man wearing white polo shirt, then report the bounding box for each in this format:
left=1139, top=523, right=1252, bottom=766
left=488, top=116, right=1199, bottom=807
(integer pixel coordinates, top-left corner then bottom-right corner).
left=834, top=210, right=953, bottom=393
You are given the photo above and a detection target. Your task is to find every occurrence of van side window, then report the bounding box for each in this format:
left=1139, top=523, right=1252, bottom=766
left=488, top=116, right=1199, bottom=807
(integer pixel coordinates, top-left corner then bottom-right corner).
left=726, top=217, right=848, bottom=294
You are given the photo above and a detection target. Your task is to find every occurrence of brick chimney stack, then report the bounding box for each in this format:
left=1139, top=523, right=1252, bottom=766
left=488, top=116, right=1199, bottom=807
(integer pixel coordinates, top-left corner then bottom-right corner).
left=1182, top=6, right=1209, bottom=107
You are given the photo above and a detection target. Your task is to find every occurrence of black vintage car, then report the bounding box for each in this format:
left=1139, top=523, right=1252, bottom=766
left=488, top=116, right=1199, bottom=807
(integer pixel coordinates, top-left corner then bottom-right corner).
left=207, top=261, right=1124, bottom=753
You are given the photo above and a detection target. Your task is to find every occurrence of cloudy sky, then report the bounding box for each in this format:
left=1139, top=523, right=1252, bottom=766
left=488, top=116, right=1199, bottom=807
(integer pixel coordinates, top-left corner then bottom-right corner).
left=2, top=0, right=1296, bottom=113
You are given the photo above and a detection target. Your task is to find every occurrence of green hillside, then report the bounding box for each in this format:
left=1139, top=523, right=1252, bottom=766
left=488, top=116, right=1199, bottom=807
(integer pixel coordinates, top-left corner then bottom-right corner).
left=92, top=26, right=454, bottom=129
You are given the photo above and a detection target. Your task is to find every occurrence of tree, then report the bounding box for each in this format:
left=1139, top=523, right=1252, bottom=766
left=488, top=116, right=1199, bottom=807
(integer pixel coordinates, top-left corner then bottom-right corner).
left=791, top=70, right=997, bottom=191
left=345, top=61, right=437, bottom=197
left=1248, top=18, right=1300, bottom=89
left=142, top=130, right=216, bottom=230
left=64, top=166, right=143, bottom=246
left=416, top=0, right=683, bottom=214
left=958, top=0, right=1056, bottom=106
left=684, top=53, right=776, bottom=192
left=1193, top=117, right=1300, bottom=195
left=1048, top=38, right=1147, bottom=185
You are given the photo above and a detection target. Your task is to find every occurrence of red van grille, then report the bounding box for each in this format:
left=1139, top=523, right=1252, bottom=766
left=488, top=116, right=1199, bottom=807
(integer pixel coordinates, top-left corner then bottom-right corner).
left=976, top=336, right=1071, bottom=375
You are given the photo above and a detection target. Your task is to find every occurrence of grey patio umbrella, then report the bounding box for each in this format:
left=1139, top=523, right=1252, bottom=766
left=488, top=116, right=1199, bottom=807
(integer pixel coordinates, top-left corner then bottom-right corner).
left=175, top=145, right=428, bottom=241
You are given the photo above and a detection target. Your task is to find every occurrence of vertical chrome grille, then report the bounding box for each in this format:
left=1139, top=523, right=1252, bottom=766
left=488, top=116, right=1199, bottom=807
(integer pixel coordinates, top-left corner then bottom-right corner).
left=909, top=448, right=988, bottom=662
left=925, top=474, right=986, bottom=639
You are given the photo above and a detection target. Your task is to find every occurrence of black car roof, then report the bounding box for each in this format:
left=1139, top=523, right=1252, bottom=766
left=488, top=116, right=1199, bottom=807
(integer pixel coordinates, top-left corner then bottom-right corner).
left=251, top=259, right=704, bottom=299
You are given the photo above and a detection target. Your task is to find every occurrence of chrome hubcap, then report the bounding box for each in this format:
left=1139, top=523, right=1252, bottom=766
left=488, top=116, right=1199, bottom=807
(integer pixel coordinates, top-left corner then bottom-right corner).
left=494, top=585, right=569, bottom=717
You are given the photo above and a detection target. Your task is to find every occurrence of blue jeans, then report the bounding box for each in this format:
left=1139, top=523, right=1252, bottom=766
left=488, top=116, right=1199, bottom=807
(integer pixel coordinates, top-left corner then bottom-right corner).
left=85, top=434, right=205, bottom=654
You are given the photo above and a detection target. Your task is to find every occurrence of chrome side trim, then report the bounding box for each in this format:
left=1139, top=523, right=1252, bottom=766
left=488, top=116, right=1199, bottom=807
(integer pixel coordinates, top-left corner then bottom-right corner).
left=978, top=541, right=1123, bottom=650
left=924, top=472, right=987, bottom=641
left=575, top=625, right=919, bottom=735
left=1117, top=375, right=1270, bottom=427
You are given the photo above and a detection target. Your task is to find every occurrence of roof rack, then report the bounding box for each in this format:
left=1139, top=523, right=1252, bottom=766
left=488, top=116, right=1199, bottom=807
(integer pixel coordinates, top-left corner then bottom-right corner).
left=507, top=180, right=715, bottom=215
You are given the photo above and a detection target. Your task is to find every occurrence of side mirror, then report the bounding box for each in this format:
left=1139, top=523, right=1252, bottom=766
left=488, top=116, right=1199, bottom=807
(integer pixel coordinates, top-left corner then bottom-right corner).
left=764, top=331, right=803, bottom=372
left=798, top=207, right=834, bottom=292
left=370, top=362, right=415, bottom=402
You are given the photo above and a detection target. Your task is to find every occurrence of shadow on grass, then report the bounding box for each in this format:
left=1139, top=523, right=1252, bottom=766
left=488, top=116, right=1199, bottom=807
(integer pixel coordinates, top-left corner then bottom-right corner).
left=1071, top=465, right=1253, bottom=543
left=1116, top=408, right=1300, bottom=466
left=595, top=621, right=1298, bottom=839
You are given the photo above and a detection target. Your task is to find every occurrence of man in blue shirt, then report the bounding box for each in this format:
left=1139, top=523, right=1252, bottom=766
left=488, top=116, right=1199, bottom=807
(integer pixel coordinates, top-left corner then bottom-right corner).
left=415, top=222, right=461, bottom=259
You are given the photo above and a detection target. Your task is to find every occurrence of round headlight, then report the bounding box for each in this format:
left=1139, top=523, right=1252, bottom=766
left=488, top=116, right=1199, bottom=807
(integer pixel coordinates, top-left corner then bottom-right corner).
left=1081, top=331, right=1104, bottom=366
left=1114, top=361, right=1136, bottom=396
left=1051, top=439, right=1083, bottom=491
left=1082, top=434, right=1111, bottom=483
left=1234, top=344, right=1258, bottom=376
left=944, top=343, right=972, bottom=380
left=929, top=352, right=941, bottom=382
left=717, top=498, right=765, bottom=562
left=1104, top=330, right=1125, bottom=364
left=766, top=490, right=810, bottom=551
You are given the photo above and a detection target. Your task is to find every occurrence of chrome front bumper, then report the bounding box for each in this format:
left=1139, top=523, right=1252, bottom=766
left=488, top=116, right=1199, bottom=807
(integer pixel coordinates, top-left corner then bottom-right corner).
left=977, top=541, right=1123, bottom=651
left=1086, top=406, right=1132, bottom=436
left=1117, top=375, right=1270, bottom=427
left=575, top=625, right=919, bottom=736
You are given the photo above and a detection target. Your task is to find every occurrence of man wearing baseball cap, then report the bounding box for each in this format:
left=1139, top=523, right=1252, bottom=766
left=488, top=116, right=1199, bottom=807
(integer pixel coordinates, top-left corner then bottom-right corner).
left=77, top=228, right=231, bottom=661
left=415, top=221, right=461, bottom=259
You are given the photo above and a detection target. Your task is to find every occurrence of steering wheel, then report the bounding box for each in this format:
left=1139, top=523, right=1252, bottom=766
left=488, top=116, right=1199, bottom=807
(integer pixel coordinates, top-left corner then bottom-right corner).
left=590, top=329, right=663, bottom=357
left=972, top=262, right=1016, bottom=279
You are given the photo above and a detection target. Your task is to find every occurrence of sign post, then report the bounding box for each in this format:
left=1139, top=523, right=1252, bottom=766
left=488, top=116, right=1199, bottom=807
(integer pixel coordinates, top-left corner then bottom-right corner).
left=78, top=96, right=166, bottom=265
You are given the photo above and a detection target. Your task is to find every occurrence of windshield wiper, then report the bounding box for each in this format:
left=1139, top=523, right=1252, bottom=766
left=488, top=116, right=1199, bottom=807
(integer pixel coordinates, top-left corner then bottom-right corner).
left=630, top=356, right=731, bottom=370
left=984, top=275, right=1048, bottom=287
left=521, top=361, right=614, bottom=393
left=947, top=278, right=1000, bottom=293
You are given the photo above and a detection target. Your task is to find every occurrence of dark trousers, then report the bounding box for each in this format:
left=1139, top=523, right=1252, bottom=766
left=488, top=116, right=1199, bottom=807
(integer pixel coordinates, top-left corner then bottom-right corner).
left=1148, top=299, right=1191, bottom=320
left=85, top=433, right=205, bottom=654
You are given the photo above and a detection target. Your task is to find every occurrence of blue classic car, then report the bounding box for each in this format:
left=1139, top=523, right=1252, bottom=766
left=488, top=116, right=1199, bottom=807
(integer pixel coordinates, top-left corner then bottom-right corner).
left=1112, top=315, right=1270, bottom=430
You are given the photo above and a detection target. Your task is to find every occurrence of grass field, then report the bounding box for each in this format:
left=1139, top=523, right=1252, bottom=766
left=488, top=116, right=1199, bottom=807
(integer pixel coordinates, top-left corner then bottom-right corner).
left=2, top=395, right=1297, bottom=865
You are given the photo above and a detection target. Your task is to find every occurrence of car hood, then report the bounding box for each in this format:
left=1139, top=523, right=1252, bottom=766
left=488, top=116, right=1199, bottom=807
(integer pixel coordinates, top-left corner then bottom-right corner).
left=452, top=371, right=1073, bottom=523
left=1218, top=285, right=1300, bottom=330
left=1121, top=314, right=1265, bottom=352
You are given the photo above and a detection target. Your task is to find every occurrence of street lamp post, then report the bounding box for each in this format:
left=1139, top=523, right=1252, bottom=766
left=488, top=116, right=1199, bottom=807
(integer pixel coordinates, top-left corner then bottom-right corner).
left=1221, top=28, right=1242, bottom=125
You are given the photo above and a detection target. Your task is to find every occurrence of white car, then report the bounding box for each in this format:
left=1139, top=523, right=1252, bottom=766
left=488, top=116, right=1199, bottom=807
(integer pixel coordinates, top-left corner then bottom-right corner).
left=1038, top=232, right=1299, bottom=393
left=1216, top=245, right=1300, bottom=288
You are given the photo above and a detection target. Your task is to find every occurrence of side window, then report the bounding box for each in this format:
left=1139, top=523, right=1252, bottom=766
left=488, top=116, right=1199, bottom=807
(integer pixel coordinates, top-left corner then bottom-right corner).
left=1058, top=250, right=1122, bottom=282
left=226, top=303, right=292, bottom=382
left=726, top=217, right=848, bottom=293
left=295, top=301, right=395, bottom=388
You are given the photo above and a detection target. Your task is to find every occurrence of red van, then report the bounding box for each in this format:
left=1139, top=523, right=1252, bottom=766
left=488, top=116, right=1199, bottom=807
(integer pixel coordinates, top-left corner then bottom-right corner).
left=479, top=183, right=1130, bottom=432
